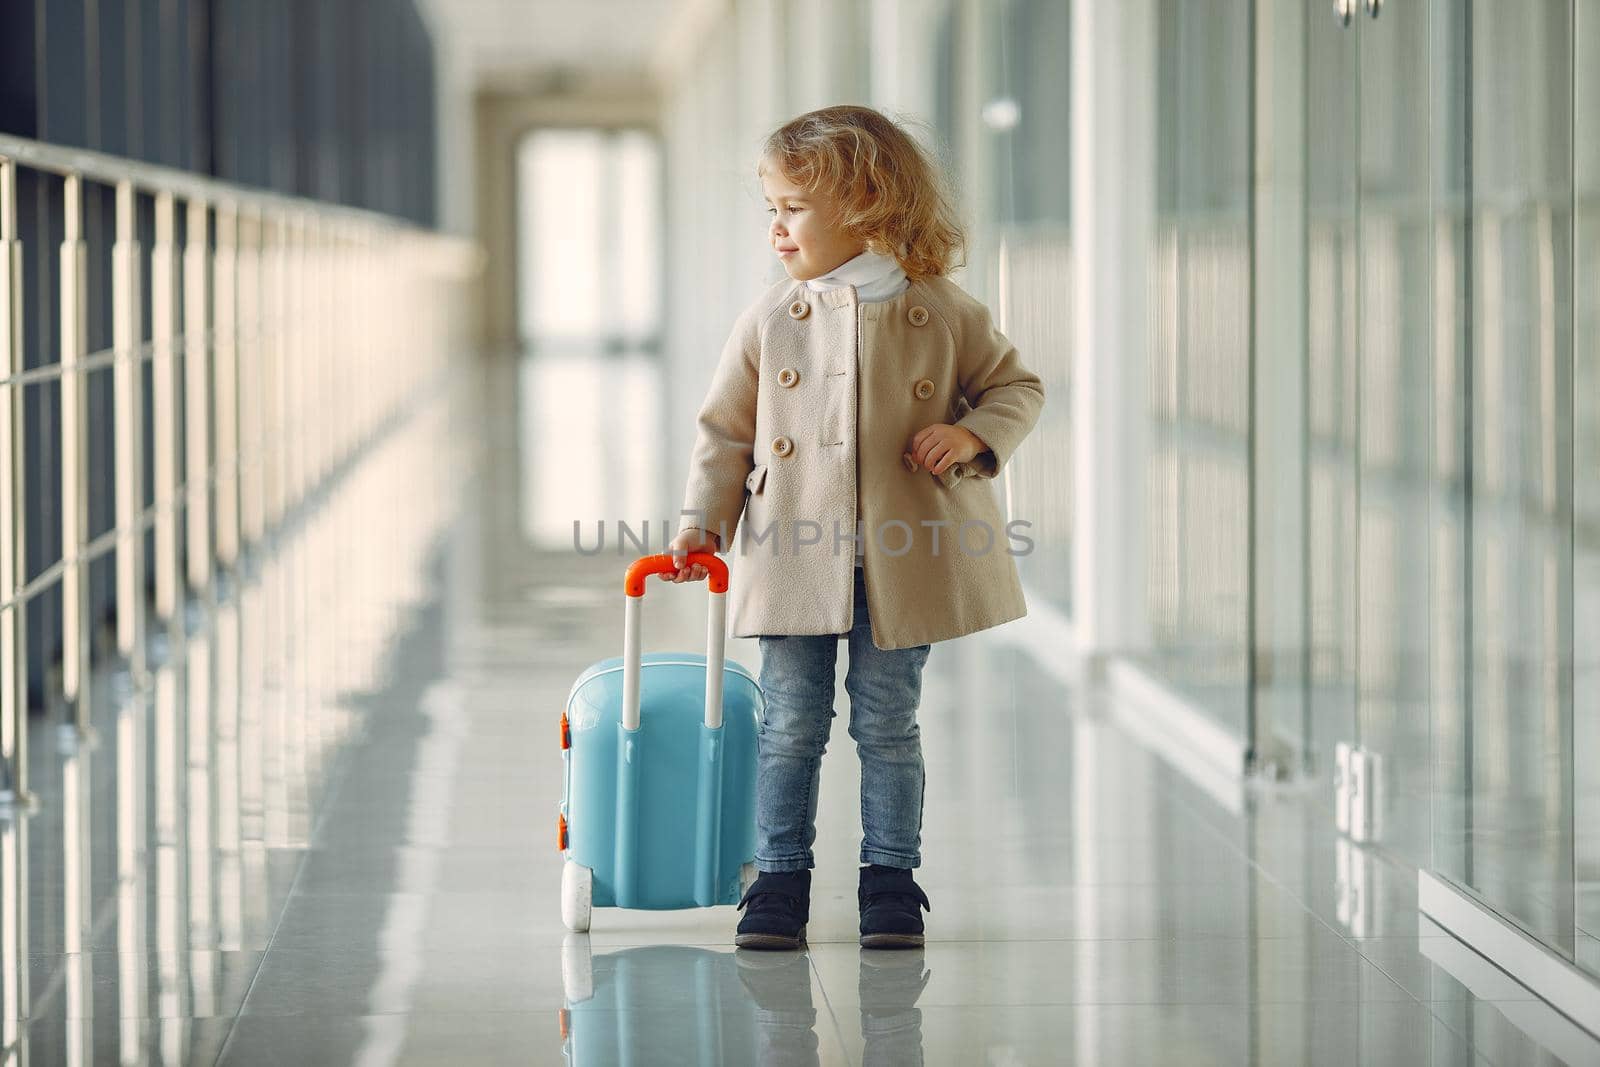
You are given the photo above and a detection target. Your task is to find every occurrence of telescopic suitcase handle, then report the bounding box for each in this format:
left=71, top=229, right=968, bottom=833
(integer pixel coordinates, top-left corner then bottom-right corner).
left=621, top=552, right=730, bottom=732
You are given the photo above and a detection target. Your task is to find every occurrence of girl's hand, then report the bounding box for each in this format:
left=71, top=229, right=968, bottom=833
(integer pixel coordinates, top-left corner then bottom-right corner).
left=666, top=528, right=721, bottom=583
left=906, top=424, right=990, bottom=476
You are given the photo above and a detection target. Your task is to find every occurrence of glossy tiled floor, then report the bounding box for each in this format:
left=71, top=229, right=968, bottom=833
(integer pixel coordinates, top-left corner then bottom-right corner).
left=3, top=360, right=1597, bottom=1065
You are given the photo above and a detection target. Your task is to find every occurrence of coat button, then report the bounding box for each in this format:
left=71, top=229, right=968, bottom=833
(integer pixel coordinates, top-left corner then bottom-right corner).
left=788, top=300, right=810, bottom=319
left=913, top=378, right=935, bottom=400
left=771, top=435, right=793, bottom=457
left=778, top=367, right=799, bottom=388
left=907, top=305, right=929, bottom=327
left=902, top=452, right=919, bottom=473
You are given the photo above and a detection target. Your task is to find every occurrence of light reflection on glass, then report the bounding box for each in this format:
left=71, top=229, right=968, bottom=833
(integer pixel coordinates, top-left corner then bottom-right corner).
left=186, top=626, right=217, bottom=1013
left=997, top=234, right=1073, bottom=615
left=115, top=691, right=145, bottom=1063
left=63, top=731, right=92, bottom=1064
left=261, top=554, right=289, bottom=850
left=1071, top=715, right=1101, bottom=1066
left=1575, top=0, right=1600, bottom=975
left=518, top=352, right=665, bottom=552
left=302, top=519, right=325, bottom=794
left=153, top=664, right=183, bottom=1024
left=350, top=683, right=466, bottom=1065
left=1, top=816, right=23, bottom=1065
left=215, top=598, right=245, bottom=951
left=284, top=542, right=311, bottom=841
left=239, top=578, right=271, bottom=938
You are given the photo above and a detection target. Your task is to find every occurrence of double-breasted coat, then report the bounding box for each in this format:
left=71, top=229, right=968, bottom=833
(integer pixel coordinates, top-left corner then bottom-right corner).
left=677, top=273, right=1046, bottom=650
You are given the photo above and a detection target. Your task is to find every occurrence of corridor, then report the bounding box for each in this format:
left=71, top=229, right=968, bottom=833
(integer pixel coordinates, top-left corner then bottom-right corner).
left=4, top=0, right=1600, bottom=1063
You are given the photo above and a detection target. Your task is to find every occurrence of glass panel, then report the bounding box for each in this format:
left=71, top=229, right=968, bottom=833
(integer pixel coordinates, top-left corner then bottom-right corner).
left=1304, top=0, right=1361, bottom=770
left=1428, top=0, right=1473, bottom=891
left=614, top=130, right=664, bottom=347
left=985, top=0, right=1073, bottom=613
left=1572, top=0, right=1599, bottom=975
left=519, top=129, right=606, bottom=345
left=519, top=351, right=664, bottom=550
left=1145, top=0, right=1252, bottom=735
left=1355, top=0, right=1435, bottom=869
left=1448, top=0, right=1576, bottom=951
left=987, top=0, right=1071, bottom=231
left=518, top=130, right=662, bottom=350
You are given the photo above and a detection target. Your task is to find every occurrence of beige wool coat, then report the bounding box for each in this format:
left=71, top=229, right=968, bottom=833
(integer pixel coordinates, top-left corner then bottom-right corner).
left=677, top=273, right=1045, bottom=650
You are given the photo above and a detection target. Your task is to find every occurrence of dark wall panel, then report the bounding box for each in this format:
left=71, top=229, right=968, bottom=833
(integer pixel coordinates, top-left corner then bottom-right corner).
left=2, top=0, right=439, bottom=225
left=0, top=1, right=38, bottom=136
left=40, top=0, right=89, bottom=147
left=95, top=0, right=129, bottom=155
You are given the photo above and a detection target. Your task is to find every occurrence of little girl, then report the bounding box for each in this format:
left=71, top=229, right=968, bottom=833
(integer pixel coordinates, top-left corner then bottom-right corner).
left=666, top=105, right=1045, bottom=950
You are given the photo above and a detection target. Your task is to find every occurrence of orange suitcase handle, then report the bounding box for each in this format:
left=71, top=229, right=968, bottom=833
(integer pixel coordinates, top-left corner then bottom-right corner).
left=624, top=552, right=729, bottom=596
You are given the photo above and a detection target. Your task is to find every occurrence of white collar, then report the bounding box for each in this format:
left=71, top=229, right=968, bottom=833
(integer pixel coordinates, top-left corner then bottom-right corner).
left=804, top=248, right=909, bottom=303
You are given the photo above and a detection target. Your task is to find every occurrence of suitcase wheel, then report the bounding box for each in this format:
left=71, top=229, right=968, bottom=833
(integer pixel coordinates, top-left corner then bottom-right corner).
left=562, top=860, right=593, bottom=932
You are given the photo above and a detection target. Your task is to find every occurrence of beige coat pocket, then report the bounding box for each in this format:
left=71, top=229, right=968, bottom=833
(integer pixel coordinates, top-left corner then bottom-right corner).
left=934, top=462, right=968, bottom=490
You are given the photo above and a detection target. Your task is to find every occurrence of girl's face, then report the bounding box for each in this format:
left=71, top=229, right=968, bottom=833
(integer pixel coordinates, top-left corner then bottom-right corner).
left=761, top=165, right=865, bottom=281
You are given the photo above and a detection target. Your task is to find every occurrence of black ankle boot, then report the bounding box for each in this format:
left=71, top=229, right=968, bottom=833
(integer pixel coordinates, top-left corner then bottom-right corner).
left=735, top=868, right=811, bottom=950
left=858, top=864, right=930, bottom=948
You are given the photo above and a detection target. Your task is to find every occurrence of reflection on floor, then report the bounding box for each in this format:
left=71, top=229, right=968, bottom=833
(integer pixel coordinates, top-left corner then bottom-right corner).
left=1, top=355, right=1595, bottom=1066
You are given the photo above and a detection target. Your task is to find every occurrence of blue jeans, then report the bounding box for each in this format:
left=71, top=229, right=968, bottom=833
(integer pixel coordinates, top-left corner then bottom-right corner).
left=754, top=566, right=933, bottom=872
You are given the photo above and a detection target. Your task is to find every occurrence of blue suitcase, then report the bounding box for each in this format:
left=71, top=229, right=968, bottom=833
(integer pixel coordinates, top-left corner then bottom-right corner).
left=558, top=552, right=764, bottom=930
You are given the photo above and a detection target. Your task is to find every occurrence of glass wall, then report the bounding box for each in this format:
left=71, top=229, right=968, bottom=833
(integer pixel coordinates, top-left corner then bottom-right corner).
left=1428, top=0, right=1579, bottom=963
left=1577, top=0, right=1600, bottom=977
left=978, top=0, right=1074, bottom=616
left=1301, top=0, right=1592, bottom=982
left=1357, top=0, right=1437, bottom=874
left=1302, top=0, right=1359, bottom=773
left=1143, top=0, right=1253, bottom=734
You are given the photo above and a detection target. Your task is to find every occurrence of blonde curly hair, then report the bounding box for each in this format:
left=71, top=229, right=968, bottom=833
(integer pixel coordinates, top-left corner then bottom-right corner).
left=757, top=105, right=966, bottom=282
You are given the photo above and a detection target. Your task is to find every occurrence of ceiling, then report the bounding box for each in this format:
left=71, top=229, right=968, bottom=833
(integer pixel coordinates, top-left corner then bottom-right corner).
left=415, top=0, right=702, bottom=94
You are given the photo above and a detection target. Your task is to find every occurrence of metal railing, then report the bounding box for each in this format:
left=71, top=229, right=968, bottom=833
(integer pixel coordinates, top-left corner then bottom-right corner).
left=0, top=134, right=478, bottom=807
